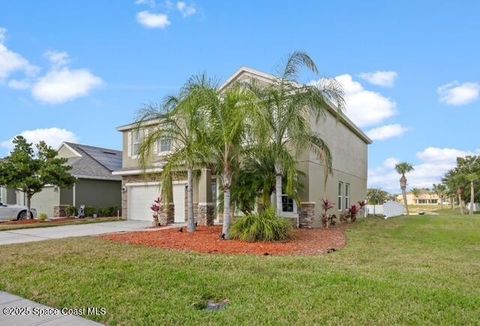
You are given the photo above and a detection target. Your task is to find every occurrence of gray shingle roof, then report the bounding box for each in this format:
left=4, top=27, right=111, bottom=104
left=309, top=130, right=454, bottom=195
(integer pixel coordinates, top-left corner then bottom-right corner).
left=63, top=142, right=122, bottom=180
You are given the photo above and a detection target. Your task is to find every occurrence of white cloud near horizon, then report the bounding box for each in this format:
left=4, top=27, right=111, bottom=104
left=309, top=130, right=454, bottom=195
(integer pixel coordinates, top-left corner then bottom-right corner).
left=0, top=128, right=79, bottom=152
left=358, top=71, right=398, bottom=87
left=368, top=147, right=480, bottom=193
left=333, top=74, right=397, bottom=128
left=177, top=1, right=196, bottom=17
left=437, top=81, right=480, bottom=106
left=366, top=124, right=407, bottom=141
left=136, top=11, right=171, bottom=29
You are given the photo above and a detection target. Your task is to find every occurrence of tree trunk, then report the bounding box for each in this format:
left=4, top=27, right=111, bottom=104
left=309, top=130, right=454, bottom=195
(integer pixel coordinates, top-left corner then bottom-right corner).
left=450, top=196, right=454, bottom=210
left=275, top=174, right=283, bottom=216
left=222, top=169, right=232, bottom=240
left=440, top=196, right=444, bottom=209
left=187, top=168, right=195, bottom=232
left=469, top=181, right=474, bottom=216
left=222, top=187, right=231, bottom=240
left=458, top=190, right=464, bottom=215
left=401, top=189, right=409, bottom=215
left=26, top=194, right=32, bottom=219
left=400, top=174, right=409, bottom=215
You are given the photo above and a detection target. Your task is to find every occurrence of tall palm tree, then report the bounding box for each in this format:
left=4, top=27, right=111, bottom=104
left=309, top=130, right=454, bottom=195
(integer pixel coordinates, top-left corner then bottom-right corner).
left=457, top=156, right=480, bottom=216
left=206, top=85, right=258, bottom=239
left=137, top=75, right=212, bottom=232
left=395, top=162, right=414, bottom=215
left=247, top=52, right=345, bottom=216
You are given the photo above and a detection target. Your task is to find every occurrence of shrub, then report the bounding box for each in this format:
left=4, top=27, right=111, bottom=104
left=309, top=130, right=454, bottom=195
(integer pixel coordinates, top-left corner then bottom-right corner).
left=66, top=206, right=76, bottom=217
left=84, top=207, right=97, bottom=217
left=231, top=208, right=293, bottom=242
left=38, top=213, right=48, bottom=221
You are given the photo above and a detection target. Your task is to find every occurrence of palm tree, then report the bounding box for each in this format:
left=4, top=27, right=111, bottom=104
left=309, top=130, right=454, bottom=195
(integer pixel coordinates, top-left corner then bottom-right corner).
left=206, top=85, right=258, bottom=239
left=443, top=168, right=467, bottom=215
left=247, top=52, right=345, bottom=216
left=432, top=183, right=446, bottom=209
left=137, top=75, right=212, bottom=232
left=395, top=162, right=414, bottom=215
left=457, top=156, right=480, bottom=216
left=411, top=187, right=421, bottom=204
left=367, top=188, right=389, bottom=216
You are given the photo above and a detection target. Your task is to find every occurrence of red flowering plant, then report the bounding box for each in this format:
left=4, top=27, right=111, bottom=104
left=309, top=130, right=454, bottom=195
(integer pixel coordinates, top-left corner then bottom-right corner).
left=150, top=197, right=162, bottom=226
left=348, top=204, right=360, bottom=223
left=321, top=199, right=335, bottom=228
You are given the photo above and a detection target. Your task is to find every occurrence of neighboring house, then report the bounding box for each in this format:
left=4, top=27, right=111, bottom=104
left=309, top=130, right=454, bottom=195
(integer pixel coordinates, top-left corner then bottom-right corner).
left=13, top=142, right=123, bottom=217
left=113, top=67, right=372, bottom=227
left=396, top=191, right=442, bottom=205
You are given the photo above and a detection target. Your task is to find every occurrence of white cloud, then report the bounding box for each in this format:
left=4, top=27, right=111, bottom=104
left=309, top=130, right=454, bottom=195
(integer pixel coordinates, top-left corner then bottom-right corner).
left=368, top=147, right=480, bottom=192
left=45, top=50, right=70, bottom=67
left=7, top=79, right=31, bottom=90
left=177, top=1, right=196, bottom=17
left=334, top=74, right=397, bottom=128
left=358, top=71, right=398, bottom=88
left=135, top=0, right=156, bottom=7
left=0, top=27, right=39, bottom=81
left=437, top=81, right=480, bottom=106
left=0, top=128, right=78, bottom=152
left=32, top=67, right=103, bottom=104
left=136, top=11, right=170, bottom=29
left=366, top=124, right=407, bottom=141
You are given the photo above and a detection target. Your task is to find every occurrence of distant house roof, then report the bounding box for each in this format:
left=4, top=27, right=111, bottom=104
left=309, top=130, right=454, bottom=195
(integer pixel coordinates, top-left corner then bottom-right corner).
left=61, top=142, right=122, bottom=181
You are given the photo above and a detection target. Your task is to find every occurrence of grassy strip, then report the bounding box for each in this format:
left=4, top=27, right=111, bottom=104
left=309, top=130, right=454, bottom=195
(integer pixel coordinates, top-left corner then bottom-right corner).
left=0, top=217, right=122, bottom=231
left=0, top=214, right=479, bottom=324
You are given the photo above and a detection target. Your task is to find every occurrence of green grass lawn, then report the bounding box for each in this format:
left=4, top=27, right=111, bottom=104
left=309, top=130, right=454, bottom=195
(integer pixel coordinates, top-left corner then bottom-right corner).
left=0, top=217, right=122, bottom=231
left=0, top=214, right=479, bottom=325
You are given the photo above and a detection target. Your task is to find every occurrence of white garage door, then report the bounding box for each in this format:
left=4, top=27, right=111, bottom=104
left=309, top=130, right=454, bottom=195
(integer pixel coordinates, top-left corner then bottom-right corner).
left=173, top=184, right=186, bottom=223
left=128, top=185, right=161, bottom=221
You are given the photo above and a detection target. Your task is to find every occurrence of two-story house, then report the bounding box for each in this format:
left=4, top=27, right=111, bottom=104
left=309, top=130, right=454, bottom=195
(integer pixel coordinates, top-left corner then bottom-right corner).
left=113, top=67, right=372, bottom=227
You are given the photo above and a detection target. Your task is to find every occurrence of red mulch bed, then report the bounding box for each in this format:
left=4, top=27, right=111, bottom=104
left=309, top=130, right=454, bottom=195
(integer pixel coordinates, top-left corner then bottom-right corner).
left=0, top=218, right=71, bottom=225
left=101, top=226, right=347, bottom=256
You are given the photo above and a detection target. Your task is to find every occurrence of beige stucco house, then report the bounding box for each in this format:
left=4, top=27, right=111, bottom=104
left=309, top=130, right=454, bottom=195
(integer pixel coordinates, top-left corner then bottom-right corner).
left=113, top=67, right=372, bottom=227
left=396, top=191, right=441, bottom=205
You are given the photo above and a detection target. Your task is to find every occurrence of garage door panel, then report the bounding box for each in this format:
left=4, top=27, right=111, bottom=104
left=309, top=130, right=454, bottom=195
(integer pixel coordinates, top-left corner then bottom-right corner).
left=128, top=185, right=161, bottom=221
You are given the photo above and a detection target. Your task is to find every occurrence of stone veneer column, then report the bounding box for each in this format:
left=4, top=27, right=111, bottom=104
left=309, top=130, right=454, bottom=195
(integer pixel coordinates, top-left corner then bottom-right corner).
left=299, top=202, right=315, bottom=228
left=197, top=168, right=214, bottom=226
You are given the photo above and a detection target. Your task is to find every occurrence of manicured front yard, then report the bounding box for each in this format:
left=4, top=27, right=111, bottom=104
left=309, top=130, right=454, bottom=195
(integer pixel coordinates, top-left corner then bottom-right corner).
left=0, top=214, right=479, bottom=324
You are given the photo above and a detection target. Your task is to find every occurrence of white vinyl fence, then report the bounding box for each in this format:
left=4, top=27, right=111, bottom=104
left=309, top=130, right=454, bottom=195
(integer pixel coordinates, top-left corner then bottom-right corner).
left=466, top=203, right=480, bottom=212
left=366, top=201, right=405, bottom=219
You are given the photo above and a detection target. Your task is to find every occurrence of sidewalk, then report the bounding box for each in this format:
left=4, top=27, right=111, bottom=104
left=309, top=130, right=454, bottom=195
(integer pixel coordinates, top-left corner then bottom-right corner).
left=0, top=291, right=102, bottom=325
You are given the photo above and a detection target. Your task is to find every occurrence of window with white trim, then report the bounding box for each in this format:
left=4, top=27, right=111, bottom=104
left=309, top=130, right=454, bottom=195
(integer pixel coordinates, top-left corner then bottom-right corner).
left=281, top=183, right=296, bottom=213
left=131, top=130, right=145, bottom=157
left=345, top=183, right=350, bottom=210
left=158, top=138, right=172, bottom=153
left=338, top=181, right=343, bottom=210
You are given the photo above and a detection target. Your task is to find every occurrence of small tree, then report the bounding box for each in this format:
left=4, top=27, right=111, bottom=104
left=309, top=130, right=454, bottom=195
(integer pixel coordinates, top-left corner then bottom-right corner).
left=0, top=136, right=76, bottom=218
left=366, top=188, right=389, bottom=216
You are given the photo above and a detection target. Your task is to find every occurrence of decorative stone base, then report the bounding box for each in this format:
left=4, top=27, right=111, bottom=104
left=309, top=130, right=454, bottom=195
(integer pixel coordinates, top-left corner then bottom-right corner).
left=197, top=203, right=215, bottom=226
left=54, top=205, right=69, bottom=217
left=299, top=202, right=315, bottom=228
left=159, top=203, right=174, bottom=226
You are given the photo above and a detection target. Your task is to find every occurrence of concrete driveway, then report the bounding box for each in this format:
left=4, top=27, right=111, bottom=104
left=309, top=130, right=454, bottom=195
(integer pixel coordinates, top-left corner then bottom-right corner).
left=0, top=220, right=152, bottom=245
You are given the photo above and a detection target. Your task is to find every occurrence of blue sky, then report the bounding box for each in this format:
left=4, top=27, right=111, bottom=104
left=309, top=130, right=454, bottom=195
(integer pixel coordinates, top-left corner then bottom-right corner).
left=1, top=1, right=479, bottom=192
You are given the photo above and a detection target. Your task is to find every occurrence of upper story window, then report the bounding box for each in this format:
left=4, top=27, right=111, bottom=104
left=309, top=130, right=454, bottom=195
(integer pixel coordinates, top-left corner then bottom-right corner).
left=338, top=181, right=343, bottom=210
left=158, top=138, right=172, bottom=154
left=131, top=130, right=145, bottom=157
